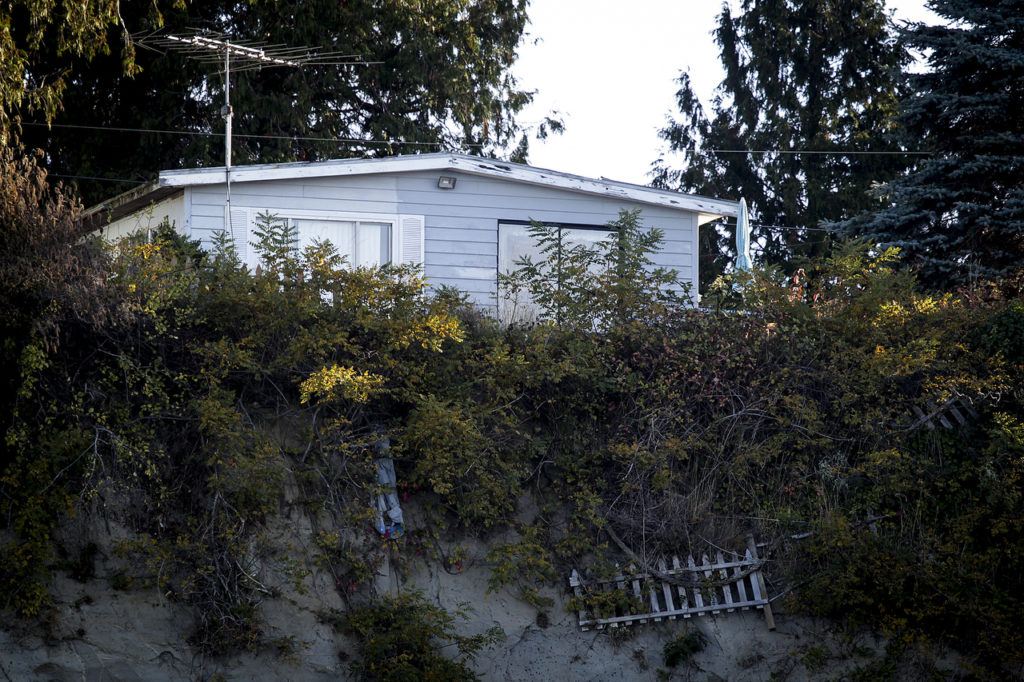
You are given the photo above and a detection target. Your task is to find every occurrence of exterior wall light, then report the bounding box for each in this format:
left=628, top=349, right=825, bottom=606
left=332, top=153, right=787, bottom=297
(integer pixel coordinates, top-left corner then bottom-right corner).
left=437, top=175, right=457, bottom=190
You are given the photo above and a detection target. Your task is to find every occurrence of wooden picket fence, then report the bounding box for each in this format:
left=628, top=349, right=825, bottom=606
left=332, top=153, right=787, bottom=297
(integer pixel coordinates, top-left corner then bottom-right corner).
left=569, top=537, right=774, bottom=631
left=908, top=396, right=978, bottom=431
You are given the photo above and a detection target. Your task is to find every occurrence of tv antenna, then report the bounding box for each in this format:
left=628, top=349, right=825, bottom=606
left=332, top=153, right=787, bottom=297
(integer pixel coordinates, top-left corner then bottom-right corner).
left=135, top=30, right=380, bottom=222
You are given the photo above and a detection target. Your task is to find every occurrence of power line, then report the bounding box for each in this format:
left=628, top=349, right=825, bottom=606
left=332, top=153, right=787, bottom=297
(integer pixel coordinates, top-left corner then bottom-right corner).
left=720, top=220, right=836, bottom=233
left=707, top=148, right=932, bottom=156
left=21, top=121, right=486, bottom=149
left=24, top=122, right=928, bottom=156
left=49, top=173, right=146, bottom=185
left=753, top=222, right=834, bottom=232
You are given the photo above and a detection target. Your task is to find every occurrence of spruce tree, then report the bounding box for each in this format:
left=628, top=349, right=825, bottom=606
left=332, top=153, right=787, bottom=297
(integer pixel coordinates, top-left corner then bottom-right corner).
left=653, top=0, right=909, bottom=286
left=844, top=0, right=1024, bottom=287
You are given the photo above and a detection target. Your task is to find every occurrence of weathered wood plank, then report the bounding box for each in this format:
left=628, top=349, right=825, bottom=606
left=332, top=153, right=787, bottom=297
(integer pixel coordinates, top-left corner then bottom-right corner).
left=911, top=404, right=936, bottom=429
left=570, top=569, right=591, bottom=630
left=586, top=598, right=769, bottom=627
left=927, top=401, right=954, bottom=429
left=687, top=555, right=705, bottom=610
left=948, top=404, right=968, bottom=425
left=701, top=554, right=721, bottom=615
left=745, top=550, right=762, bottom=599
left=630, top=566, right=648, bottom=624
left=717, top=551, right=736, bottom=612
left=672, top=556, right=690, bottom=616
left=659, top=560, right=676, bottom=618
left=960, top=399, right=979, bottom=419
left=659, top=556, right=759, bottom=573
left=746, top=536, right=775, bottom=630
left=648, top=579, right=661, bottom=620
left=733, top=560, right=749, bottom=605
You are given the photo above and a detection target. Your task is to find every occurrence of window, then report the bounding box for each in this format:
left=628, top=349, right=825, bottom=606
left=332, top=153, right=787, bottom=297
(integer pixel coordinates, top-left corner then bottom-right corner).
left=498, top=221, right=614, bottom=323
left=498, top=222, right=613, bottom=275
left=292, top=218, right=391, bottom=267
left=224, top=207, right=424, bottom=273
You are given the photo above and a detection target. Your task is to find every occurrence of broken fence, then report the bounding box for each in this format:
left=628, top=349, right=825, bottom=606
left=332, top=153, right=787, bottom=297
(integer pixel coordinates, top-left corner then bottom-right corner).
left=569, top=537, right=774, bottom=631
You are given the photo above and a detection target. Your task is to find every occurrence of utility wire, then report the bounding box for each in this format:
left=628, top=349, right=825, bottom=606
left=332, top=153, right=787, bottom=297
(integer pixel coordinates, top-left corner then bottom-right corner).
left=49, top=172, right=146, bottom=185
left=24, top=122, right=933, bottom=156
left=751, top=223, right=834, bottom=232
left=22, top=121, right=487, bottom=149
left=707, top=148, right=933, bottom=156
left=721, top=220, right=836, bottom=233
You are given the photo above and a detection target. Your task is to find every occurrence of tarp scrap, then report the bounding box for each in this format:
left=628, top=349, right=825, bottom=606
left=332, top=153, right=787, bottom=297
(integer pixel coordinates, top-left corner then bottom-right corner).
left=373, top=436, right=404, bottom=538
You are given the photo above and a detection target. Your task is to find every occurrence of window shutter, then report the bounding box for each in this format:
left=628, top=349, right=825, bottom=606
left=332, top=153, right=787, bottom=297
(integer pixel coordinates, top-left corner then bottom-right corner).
left=397, top=214, right=425, bottom=267
left=223, top=204, right=252, bottom=265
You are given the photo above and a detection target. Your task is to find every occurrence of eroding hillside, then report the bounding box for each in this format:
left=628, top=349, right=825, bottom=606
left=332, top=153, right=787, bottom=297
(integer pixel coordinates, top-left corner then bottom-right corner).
left=2, top=153, right=1021, bottom=679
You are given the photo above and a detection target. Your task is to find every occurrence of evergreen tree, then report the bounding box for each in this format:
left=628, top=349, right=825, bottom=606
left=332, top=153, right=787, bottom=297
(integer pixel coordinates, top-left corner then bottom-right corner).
left=653, top=0, right=909, bottom=286
left=844, top=0, right=1024, bottom=287
left=0, top=0, right=162, bottom=143
left=20, top=1, right=546, bottom=204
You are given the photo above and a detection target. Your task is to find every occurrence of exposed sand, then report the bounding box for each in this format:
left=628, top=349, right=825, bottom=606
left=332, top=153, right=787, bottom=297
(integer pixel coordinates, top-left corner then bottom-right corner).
left=0, top=509, right=960, bottom=680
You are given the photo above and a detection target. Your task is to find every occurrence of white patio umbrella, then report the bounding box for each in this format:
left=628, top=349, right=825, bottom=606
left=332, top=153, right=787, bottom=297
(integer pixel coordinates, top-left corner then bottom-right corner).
left=735, top=197, right=753, bottom=272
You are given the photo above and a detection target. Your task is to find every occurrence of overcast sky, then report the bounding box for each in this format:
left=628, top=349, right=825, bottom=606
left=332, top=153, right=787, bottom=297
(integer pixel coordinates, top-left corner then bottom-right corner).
left=513, top=0, right=940, bottom=185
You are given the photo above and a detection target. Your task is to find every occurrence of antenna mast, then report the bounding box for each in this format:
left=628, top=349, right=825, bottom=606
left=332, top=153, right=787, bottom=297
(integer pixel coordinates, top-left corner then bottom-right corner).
left=135, top=30, right=378, bottom=223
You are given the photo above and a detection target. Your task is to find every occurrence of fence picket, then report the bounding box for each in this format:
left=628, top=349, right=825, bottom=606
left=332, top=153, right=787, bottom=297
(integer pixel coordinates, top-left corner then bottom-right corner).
left=745, top=549, right=762, bottom=601
left=630, top=566, right=647, bottom=624
left=569, top=569, right=590, bottom=630
left=717, top=551, right=735, bottom=612
left=648, top=578, right=661, bottom=620
left=672, top=556, right=690, bottom=616
left=733, top=560, right=749, bottom=606
left=746, top=535, right=776, bottom=630
left=687, top=555, right=705, bottom=610
left=701, top=554, right=721, bottom=614
left=657, top=560, right=676, bottom=619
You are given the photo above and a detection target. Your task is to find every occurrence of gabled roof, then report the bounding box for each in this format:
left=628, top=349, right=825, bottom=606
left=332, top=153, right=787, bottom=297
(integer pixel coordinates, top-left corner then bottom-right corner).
left=88, top=153, right=739, bottom=223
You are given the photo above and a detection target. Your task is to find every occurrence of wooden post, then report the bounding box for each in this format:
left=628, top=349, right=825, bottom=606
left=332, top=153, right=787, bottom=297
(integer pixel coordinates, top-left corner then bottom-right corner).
left=746, top=534, right=775, bottom=630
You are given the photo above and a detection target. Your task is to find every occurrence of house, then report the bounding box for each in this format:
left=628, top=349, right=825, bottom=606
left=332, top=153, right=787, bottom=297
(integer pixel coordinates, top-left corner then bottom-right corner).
left=86, top=153, right=739, bottom=313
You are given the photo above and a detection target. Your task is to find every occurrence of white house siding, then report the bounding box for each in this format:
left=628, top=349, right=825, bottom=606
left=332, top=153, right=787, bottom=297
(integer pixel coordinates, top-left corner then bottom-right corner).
left=187, top=170, right=697, bottom=311
left=100, top=192, right=186, bottom=242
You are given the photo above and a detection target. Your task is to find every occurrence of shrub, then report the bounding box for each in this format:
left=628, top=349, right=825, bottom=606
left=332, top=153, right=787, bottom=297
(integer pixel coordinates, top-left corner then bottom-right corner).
left=344, top=592, right=502, bottom=681
left=663, top=630, right=707, bottom=668
left=485, top=526, right=557, bottom=609
left=0, top=174, right=1022, bottom=678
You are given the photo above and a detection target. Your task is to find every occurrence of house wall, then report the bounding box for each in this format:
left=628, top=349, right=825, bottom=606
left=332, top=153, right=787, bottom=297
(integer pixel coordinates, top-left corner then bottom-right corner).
left=100, top=193, right=186, bottom=242
left=186, top=170, right=698, bottom=310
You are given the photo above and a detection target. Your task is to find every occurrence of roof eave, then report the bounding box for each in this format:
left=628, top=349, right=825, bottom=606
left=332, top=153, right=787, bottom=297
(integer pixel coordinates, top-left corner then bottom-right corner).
left=156, top=154, right=739, bottom=217
left=83, top=181, right=183, bottom=226
left=446, top=157, right=738, bottom=217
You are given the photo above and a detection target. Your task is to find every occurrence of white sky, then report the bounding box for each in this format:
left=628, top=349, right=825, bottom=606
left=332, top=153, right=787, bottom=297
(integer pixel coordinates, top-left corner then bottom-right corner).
left=513, top=0, right=940, bottom=185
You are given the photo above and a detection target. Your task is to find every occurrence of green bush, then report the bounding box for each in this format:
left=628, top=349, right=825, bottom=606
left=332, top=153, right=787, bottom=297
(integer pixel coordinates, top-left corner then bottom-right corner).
left=485, top=526, right=557, bottom=608
left=663, top=630, right=707, bottom=668
left=344, top=591, right=502, bottom=681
